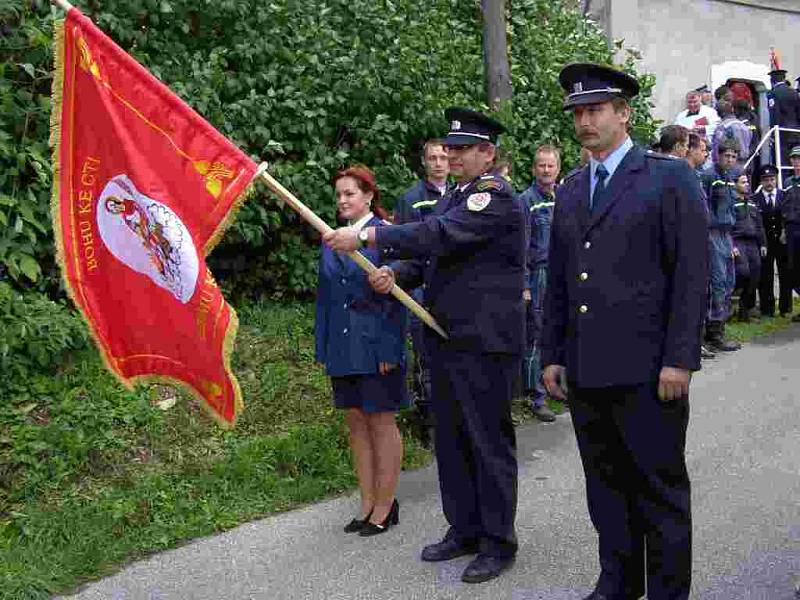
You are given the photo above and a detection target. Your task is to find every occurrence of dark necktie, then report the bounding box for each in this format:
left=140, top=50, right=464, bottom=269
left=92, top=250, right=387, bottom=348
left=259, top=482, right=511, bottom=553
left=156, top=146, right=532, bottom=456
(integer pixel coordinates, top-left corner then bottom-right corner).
left=590, top=164, right=609, bottom=211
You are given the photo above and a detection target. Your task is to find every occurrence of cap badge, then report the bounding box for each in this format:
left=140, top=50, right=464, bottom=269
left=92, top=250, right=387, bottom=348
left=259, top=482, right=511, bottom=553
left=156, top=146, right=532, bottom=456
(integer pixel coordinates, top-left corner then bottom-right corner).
left=573, top=82, right=583, bottom=93
left=452, top=120, right=461, bottom=131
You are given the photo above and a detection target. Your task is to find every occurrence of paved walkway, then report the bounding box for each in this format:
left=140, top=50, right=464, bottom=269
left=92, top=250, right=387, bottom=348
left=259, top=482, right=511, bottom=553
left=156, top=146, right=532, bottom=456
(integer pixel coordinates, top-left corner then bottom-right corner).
left=64, top=329, right=800, bottom=600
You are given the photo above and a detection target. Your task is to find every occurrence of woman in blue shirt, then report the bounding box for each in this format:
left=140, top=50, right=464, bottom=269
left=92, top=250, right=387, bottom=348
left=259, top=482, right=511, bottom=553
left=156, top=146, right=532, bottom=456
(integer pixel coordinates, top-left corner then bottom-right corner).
left=316, top=165, right=408, bottom=536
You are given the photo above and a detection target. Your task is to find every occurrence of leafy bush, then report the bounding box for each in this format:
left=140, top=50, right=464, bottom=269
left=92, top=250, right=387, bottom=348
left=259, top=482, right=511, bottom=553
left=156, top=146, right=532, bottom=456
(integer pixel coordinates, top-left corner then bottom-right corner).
left=0, top=0, right=57, bottom=289
left=0, top=282, right=88, bottom=380
left=0, top=300, right=431, bottom=597
left=1, top=0, right=656, bottom=299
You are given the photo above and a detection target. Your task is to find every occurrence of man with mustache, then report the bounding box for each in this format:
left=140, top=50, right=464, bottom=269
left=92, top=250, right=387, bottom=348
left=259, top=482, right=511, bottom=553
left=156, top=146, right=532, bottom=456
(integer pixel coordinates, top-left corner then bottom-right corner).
left=542, top=63, right=708, bottom=600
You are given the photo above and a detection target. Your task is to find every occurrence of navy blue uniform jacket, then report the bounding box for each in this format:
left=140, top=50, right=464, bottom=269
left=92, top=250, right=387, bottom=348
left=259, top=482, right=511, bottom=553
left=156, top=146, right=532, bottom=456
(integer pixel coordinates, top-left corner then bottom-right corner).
left=780, top=183, right=800, bottom=226
left=315, top=216, right=407, bottom=377
left=394, top=179, right=447, bottom=225
left=376, top=172, right=526, bottom=355
left=754, top=189, right=784, bottom=243
left=769, top=82, right=800, bottom=129
left=732, top=198, right=765, bottom=244
left=519, top=183, right=557, bottom=275
left=542, top=146, right=709, bottom=387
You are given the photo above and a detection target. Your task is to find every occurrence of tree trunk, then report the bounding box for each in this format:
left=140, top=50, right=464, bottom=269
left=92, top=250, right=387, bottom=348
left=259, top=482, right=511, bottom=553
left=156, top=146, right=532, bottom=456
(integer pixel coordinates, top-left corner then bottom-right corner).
left=481, top=0, right=512, bottom=110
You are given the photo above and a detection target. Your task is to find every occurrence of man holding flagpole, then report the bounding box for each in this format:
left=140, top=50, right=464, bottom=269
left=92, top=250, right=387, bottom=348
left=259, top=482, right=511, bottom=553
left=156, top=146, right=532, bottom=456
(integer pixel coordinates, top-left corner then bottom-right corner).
left=324, top=107, right=526, bottom=584
left=49, top=0, right=443, bottom=429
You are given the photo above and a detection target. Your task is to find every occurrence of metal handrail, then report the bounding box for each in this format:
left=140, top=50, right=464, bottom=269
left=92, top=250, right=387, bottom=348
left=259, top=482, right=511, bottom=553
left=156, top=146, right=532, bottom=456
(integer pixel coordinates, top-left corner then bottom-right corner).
left=742, top=125, right=800, bottom=188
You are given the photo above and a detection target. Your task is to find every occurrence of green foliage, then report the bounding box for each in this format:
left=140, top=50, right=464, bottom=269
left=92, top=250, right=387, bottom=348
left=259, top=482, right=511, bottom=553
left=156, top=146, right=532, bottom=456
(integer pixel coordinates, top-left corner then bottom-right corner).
left=0, top=300, right=430, bottom=598
left=1, top=0, right=656, bottom=298
left=0, top=282, right=88, bottom=380
left=0, top=0, right=58, bottom=289
left=503, top=0, right=658, bottom=187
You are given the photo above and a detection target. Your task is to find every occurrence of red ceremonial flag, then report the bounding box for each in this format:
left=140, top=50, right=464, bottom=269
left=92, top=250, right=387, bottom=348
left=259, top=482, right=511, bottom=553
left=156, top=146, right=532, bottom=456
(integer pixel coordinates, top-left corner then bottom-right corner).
left=770, top=47, right=782, bottom=72
left=51, top=7, right=257, bottom=426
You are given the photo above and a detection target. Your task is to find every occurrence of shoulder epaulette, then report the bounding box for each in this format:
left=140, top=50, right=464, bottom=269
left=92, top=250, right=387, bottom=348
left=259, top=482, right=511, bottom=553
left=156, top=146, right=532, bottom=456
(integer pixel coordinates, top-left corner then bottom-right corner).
left=475, top=176, right=505, bottom=192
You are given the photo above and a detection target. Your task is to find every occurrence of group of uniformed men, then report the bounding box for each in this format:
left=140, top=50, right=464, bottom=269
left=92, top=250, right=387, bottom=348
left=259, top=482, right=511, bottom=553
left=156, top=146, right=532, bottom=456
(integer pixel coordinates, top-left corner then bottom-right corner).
left=325, top=61, right=711, bottom=598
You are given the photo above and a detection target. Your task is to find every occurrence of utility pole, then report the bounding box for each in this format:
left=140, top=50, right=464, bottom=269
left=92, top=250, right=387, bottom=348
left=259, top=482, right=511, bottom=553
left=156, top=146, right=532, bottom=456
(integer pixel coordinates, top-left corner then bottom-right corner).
left=481, top=0, right=513, bottom=110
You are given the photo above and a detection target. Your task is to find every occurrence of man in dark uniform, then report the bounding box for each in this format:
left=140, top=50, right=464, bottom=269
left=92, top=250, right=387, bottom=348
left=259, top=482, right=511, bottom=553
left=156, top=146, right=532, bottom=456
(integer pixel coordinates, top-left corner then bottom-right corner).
left=700, top=139, right=742, bottom=352
left=324, top=108, right=526, bottom=584
left=731, top=173, right=766, bottom=321
left=754, top=164, right=791, bottom=317
left=542, top=63, right=708, bottom=600
left=394, top=139, right=451, bottom=447
left=768, top=68, right=800, bottom=169
left=518, top=144, right=561, bottom=422
left=780, top=171, right=800, bottom=322
left=786, top=145, right=800, bottom=188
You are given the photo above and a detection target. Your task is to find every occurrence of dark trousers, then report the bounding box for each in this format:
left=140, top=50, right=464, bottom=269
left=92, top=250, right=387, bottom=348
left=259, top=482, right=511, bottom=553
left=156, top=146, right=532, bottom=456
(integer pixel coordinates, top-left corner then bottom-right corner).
left=787, top=224, right=800, bottom=291
left=570, top=384, right=691, bottom=600
left=409, top=316, right=431, bottom=409
left=428, top=344, right=518, bottom=558
left=707, top=229, right=735, bottom=322
left=733, top=239, right=761, bottom=312
left=759, top=236, right=792, bottom=315
left=522, top=265, right=547, bottom=408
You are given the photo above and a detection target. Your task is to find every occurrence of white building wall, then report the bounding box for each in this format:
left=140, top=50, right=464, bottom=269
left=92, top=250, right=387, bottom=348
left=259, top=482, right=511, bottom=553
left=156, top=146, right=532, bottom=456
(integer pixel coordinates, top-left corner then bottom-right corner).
left=600, top=0, right=800, bottom=124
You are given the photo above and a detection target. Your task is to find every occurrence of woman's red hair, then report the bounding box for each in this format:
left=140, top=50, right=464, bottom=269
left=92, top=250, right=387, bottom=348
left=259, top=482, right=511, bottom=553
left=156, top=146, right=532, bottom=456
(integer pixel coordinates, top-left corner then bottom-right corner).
left=332, top=164, right=389, bottom=221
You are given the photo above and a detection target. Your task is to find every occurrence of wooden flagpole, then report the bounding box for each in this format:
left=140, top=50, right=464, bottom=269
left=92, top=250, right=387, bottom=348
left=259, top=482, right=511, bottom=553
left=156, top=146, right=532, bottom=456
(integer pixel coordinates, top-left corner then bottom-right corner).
left=256, top=167, right=448, bottom=339
left=51, top=0, right=74, bottom=11
left=48, top=0, right=447, bottom=339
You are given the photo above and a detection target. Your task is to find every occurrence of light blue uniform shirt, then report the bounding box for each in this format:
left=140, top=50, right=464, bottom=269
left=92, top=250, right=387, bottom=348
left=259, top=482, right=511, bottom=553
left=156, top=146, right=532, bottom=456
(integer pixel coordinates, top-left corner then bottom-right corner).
left=589, top=136, right=634, bottom=200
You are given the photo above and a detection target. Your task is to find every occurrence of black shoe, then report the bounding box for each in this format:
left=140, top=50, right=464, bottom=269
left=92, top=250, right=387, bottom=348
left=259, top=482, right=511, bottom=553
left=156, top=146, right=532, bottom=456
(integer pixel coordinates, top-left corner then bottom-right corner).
left=343, top=509, right=372, bottom=533
left=358, top=499, right=398, bottom=536
left=530, top=403, right=556, bottom=422
left=700, top=345, right=716, bottom=359
left=420, top=537, right=479, bottom=562
left=707, top=338, right=741, bottom=351
left=705, top=321, right=741, bottom=352
left=461, top=554, right=515, bottom=584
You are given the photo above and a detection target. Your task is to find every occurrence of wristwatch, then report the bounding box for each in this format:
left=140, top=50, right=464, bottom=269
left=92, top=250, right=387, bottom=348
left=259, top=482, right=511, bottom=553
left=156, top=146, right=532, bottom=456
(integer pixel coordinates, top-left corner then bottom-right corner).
left=357, top=228, right=369, bottom=248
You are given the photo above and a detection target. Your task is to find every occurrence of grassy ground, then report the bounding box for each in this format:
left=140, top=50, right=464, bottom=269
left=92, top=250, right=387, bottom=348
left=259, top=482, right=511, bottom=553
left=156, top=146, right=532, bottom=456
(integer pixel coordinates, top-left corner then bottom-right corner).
left=1, top=299, right=796, bottom=599
left=725, top=307, right=800, bottom=343
left=0, top=300, right=429, bottom=599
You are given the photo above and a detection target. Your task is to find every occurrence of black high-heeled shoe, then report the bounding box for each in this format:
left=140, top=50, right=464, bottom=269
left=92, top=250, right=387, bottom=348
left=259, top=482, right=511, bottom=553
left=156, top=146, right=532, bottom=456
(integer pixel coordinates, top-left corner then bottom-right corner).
left=343, top=510, right=372, bottom=533
left=359, top=499, right=399, bottom=537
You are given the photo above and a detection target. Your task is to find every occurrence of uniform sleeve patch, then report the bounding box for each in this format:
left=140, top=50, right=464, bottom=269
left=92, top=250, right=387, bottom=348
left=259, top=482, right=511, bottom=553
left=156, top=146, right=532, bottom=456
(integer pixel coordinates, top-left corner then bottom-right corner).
left=467, top=192, right=492, bottom=212
left=476, top=180, right=503, bottom=192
